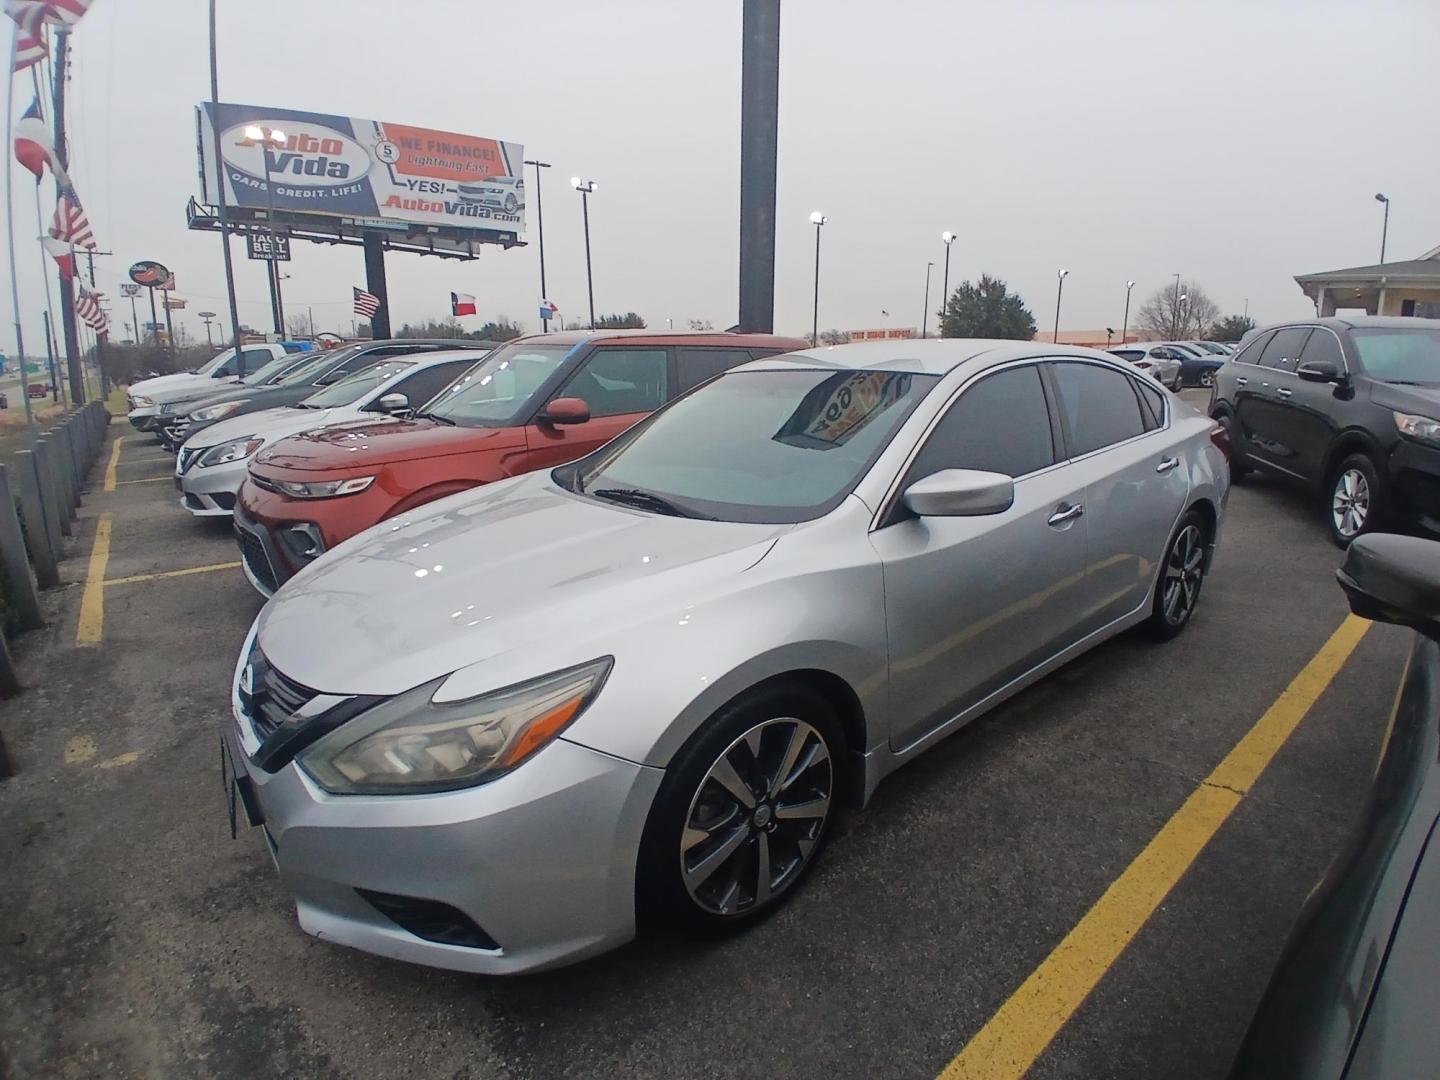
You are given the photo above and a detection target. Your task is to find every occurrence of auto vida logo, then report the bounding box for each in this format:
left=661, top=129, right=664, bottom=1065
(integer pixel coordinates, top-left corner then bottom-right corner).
left=225, top=122, right=372, bottom=187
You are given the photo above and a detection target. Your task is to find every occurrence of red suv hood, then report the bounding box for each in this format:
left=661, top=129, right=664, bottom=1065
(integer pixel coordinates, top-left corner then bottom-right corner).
left=253, top=417, right=523, bottom=473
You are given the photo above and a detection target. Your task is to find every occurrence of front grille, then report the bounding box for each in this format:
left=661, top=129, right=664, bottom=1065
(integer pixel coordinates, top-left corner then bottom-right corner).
left=235, top=524, right=279, bottom=594
left=177, top=446, right=201, bottom=473
left=241, top=647, right=319, bottom=743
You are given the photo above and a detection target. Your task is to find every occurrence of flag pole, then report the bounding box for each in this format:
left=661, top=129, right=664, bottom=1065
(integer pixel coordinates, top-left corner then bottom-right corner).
left=209, top=0, right=243, bottom=354
left=30, top=64, right=58, bottom=403
left=5, top=28, right=36, bottom=428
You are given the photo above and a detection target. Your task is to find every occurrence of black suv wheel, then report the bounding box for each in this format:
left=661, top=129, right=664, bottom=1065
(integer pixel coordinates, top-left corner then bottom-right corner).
left=1327, top=452, right=1386, bottom=547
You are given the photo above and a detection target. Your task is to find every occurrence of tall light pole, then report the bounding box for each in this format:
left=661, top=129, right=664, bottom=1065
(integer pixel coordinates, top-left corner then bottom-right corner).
left=1375, top=192, right=1390, bottom=265
left=940, top=231, right=955, bottom=336
left=810, top=211, right=827, bottom=345
left=526, top=159, right=551, bottom=330
left=1121, top=280, right=1135, bottom=345
left=1169, top=273, right=1183, bottom=340
left=921, top=262, right=935, bottom=338
left=1176, top=292, right=1189, bottom=339
left=1053, top=269, right=1069, bottom=344
left=245, top=124, right=288, bottom=338
left=572, top=177, right=597, bottom=329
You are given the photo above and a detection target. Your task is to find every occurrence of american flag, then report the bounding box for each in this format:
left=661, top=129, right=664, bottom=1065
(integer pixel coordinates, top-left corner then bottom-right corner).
left=74, top=284, right=106, bottom=332
left=50, top=184, right=95, bottom=249
left=9, top=18, right=46, bottom=72
left=5, top=1, right=93, bottom=28
left=353, top=286, right=380, bottom=319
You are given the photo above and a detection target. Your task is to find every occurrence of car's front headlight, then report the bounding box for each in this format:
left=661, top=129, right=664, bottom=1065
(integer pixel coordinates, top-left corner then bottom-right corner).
left=298, top=657, right=613, bottom=794
left=1394, top=411, right=1440, bottom=446
left=192, top=401, right=244, bottom=422
left=273, top=476, right=375, bottom=499
left=199, top=436, right=264, bottom=467
left=130, top=395, right=154, bottom=408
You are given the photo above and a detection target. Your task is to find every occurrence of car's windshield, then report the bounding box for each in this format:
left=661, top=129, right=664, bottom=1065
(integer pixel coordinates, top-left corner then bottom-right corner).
left=298, top=361, right=415, bottom=408
left=561, top=368, right=939, bottom=524
left=276, top=346, right=352, bottom=385
left=241, top=353, right=305, bottom=387
left=422, top=343, right=573, bottom=426
left=1352, top=328, right=1440, bottom=384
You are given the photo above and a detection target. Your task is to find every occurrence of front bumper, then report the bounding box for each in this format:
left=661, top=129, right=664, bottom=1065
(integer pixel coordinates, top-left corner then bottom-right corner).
left=128, top=406, right=159, bottom=430
left=222, top=709, right=663, bottom=975
left=1387, top=440, right=1440, bottom=533
left=179, top=453, right=247, bottom=518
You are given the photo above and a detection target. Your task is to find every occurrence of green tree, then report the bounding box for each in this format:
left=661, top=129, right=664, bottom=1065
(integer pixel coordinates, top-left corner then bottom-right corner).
left=939, top=275, right=1037, bottom=340
left=593, top=312, right=647, bottom=329
left=1209, top=314, right=1255, bottom=342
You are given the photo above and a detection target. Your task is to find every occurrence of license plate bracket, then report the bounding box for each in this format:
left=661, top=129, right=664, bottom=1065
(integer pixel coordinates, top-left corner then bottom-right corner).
left=220, top=736, right=264, bottom=837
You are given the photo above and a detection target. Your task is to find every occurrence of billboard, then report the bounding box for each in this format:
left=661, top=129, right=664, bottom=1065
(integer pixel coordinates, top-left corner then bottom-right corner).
left=198, top=102, right=524, bottom=236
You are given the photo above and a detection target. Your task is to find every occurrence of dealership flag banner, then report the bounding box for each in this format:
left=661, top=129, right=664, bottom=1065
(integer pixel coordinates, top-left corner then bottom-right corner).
left=353, top=287, right=379, bottom=319
left=50, top=182, right=94, bottom=248
left=450, top=292, right=476, bottom=317
left=198, top=102, right=524, bottom=235
left=539, top=299, right=558, bottom=322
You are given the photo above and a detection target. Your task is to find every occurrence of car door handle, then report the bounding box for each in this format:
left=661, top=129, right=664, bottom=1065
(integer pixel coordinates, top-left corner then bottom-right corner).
left=1235, top=376, right=1248, bottom=386
left=1156, top=456, right=1180, bottom=474
left=1277, top=387, right=1293, bottom=398
left=1047, top=503, right=1084, bottom=527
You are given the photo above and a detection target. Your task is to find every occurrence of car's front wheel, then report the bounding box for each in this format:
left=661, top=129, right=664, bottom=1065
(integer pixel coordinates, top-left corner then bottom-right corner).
left=1200, top=369, right=1217, bottom=388
left=638, top=684, right=841, bottom=934
left=1328, top=452, right=1386, bottom=547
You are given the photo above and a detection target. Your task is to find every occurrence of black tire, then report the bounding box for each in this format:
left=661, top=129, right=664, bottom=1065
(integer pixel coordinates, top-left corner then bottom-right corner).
left=1327, top=452, right=1386, bottom=548
left=637, top=683, right=843, bottom=935
left=1142, top=508, right=1209, bottom=641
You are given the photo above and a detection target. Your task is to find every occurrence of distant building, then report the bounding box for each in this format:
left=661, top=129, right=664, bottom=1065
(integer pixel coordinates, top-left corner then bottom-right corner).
left=1039, top=330, right=1139, bottom=348
left=849, top=327, right=916, bottom=341
left=1295, top=244, right=1440, bottom=317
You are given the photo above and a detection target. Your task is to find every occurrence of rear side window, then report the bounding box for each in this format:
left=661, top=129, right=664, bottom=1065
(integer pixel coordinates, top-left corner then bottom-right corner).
left=1052, top=361, right=1147, bottom=456
left=675, top=348, right=754, bottom=395
left=905, top=365, right=1055, bottom=481
left=1233, top=331, right=1274, bottom=365
left=1257, top=327, right=1312, bottom=372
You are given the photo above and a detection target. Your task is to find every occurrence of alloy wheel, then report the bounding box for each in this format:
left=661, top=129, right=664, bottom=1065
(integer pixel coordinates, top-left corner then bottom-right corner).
left=680, top=717, right=833, bottom=917
left=1200, top=370, right=1216, bottom=387
left=1162, top=523, right=1205, bottom=626
left=1332, top=469, right=1370, bottom=539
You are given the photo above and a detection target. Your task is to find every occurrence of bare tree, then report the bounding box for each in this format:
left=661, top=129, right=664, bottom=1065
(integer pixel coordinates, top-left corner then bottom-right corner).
left=687, top=318, right=714, bottom=331
left=817, top=328, right=850, bottom=345
left=286, top=312, right=313, bottom=339
left=1136, top=281, right=1222, bottom=340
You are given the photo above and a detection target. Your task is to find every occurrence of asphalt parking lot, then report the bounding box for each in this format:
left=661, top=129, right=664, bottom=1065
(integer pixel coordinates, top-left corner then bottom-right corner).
left=0, top=394, right=1414, bottom=1080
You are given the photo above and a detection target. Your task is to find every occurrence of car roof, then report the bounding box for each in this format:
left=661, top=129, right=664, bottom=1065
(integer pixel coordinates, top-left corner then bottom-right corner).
left=504, top=329, right=810, bottom=349
left=742, top=338, right=1138, bottom=377
left=396, top=349, right=489, bottom=369
left=1251, top=316, right=1440, bottom=334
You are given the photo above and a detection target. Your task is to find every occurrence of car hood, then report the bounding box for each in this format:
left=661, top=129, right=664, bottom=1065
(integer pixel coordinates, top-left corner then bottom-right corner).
left=1369, top=382, right=1440, bottom=417
left=135, top=374, right=239, bottom=403
left=252, top=417, right=522, bottom=472
left=256, top=474, right=785, bottom=695
left=183, top=404, right=350, bottom=451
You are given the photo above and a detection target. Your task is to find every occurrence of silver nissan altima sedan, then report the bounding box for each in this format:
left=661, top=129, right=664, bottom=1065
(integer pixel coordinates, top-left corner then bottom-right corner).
left=222, top=339, right=1229, bottom=974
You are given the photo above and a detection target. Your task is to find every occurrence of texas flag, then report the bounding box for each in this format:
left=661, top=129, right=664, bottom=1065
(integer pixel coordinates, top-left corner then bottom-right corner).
left=450, top=292, right=476, bottom=317
left=539, top=299, right=559, bottom=321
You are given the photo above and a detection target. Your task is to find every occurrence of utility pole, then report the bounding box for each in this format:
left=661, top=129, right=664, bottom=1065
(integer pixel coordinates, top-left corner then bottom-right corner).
left=525, top=159, right=551, bottom=330
left=52, top=29, right=84, bottom=403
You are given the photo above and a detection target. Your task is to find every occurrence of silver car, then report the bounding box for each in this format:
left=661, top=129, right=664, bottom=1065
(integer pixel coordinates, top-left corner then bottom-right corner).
left=223, top=340, right=1228, bottom=974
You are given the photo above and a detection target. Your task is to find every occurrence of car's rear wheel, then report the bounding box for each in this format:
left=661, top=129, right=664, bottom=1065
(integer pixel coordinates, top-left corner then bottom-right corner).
left=638, top=685, right=840, bottom=934
left=1143, top=509, right=1209, bottom=641
left=1328, top=452, right=1386, bottom=547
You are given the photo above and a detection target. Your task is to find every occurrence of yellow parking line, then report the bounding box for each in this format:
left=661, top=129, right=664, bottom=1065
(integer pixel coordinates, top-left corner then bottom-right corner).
left=936, top=614, right=1371, bottom=1080
left=102, top=437, right=124, bottom=491
left=76, top=513, right=113, bottom=645
left=104, top=561, right=241, bottom=588
left=115, top=475, right=173, bottom=485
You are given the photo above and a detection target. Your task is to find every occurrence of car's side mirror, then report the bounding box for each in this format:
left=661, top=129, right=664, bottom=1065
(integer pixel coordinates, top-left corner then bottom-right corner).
left=902, top=469, right=1015, bottom=518
left=1338, top=534, right=1440, bottom=641
left=375, top=392, right=411, bottom=416
left=1297, top=360, right=1343, bottom=384
left=539, top=397, right=590, bottom=425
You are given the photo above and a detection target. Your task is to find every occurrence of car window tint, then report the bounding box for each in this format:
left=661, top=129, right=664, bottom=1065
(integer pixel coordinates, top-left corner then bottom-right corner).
left=1233, top=331, right=1273, bottom=365
left=676, top=348, right=754, bottom=395
left=1149, top=348, right=1172, bottom=359
left=1299, top=328, right=1344, bottom=370
left=1135, top=379, right=1165, bottom=430
left=1257, top=327, right=1311, bottom=372
left=561, top=348, right=668, bottom=418
left=393, top=360, right=476, bottom=411
left=906, top=365, right=1054, bottom=481
left=1052, top=361, right=1147, bottom=456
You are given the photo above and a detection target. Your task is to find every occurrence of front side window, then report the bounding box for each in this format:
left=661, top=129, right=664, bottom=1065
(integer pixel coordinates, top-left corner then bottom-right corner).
left=1257, top=327, right=1312, bottom=372
left=299, top=362, right=415, bottom=409
left=565, top=368, right=938, bottom=524
left=905, top=365, right=1054, bottom=482
left=238, top=348, right=274, bottom=375
left=1298, top=328, right=1345, bottom=371
left=1052, top=361, right=1147, bottom=456
left=676, top=347, right=755, bottom=395
left=558, top=348, right=668, bottom=418
left=1351, top=328, right=1440, bottom=384
left=424, top=343, right=573, bottom=426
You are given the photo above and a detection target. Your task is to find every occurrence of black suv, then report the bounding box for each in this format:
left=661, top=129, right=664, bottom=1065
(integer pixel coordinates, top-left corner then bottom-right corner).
left=1210, top=316, right=1440, bottom=545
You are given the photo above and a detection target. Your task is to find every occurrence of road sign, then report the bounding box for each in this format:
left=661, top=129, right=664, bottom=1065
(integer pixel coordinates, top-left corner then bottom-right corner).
left=120, top=283, right=141, bottom=297
left=198, top=310, right=217, bottom=319
left=246, top=233, right=291, bottom=262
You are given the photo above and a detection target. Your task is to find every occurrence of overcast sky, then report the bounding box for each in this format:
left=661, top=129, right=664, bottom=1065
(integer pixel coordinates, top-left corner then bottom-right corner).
left=5, top=0, right=1439, bottom=354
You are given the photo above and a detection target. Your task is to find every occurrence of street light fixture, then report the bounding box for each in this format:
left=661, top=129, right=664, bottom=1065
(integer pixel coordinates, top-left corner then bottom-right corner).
left=810, top=211, right=827, bottom=345
left=244, top=124, right=288, bottom=337
left=1053, top=269, right=1069, bottom=344
left=1121, top=280, right=1136, bottom=346
left=572, top=177, right=598, bottom=329
left=525, top=160, right=552, bottom=330
left=1375, top=192, right=1390, bottom=265
left=940, top=231, right=956, bottom=337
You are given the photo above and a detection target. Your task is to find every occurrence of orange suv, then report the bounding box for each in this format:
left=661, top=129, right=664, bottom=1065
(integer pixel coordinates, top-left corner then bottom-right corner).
left=233, top=329, right=807, bottom=593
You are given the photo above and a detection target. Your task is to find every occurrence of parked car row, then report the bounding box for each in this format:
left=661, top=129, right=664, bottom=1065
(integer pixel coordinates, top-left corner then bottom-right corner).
left=1108, top=340, right=1231, bottom=390
left=121, top=331, right=1235, bottom=975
